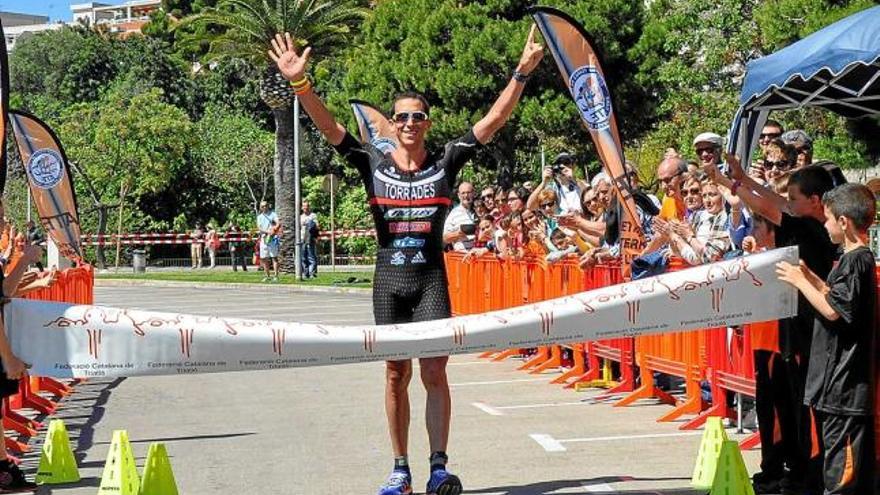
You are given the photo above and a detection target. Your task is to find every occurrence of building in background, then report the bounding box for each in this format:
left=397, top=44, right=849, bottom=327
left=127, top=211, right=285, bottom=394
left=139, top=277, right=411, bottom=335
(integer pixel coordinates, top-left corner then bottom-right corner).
left=4, top=0, right=161, bottom=51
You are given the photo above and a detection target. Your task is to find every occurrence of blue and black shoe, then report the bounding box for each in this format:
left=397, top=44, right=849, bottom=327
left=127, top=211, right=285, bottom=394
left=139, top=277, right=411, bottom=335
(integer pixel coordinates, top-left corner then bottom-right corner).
left=377, top=469, right=412, bottom=495
left=425, top=466, right=462, bottom=495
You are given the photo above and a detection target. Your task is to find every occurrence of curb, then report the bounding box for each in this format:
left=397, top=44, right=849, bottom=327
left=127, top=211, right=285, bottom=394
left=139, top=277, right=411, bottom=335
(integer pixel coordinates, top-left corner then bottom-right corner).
left=94, top=278, right=373, bottom=295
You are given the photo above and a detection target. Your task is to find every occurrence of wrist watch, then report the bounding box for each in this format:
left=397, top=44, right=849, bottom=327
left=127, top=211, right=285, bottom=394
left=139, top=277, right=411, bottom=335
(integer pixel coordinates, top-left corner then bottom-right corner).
left=512, top=70, right=530, bottom=83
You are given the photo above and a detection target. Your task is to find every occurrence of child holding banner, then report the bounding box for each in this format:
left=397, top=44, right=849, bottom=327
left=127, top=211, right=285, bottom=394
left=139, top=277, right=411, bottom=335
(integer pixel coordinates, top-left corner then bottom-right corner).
left=776, top=183, right=877, bottom=495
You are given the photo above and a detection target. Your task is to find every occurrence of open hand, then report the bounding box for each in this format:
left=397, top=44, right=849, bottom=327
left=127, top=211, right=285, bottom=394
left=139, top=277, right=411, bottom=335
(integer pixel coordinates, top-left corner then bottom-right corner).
left=775, top=260, right=807, bottom=288
left=725, top=153, right=745, bottom=181
left=268, top=32, right=311, bottom=82
left=517, top=25, right=544, bottom=75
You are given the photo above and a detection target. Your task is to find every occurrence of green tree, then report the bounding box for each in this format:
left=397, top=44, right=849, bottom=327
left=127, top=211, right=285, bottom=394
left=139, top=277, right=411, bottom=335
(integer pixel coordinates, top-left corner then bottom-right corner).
left=57, top=88, right=194, bottom=269
left=179, top=0, right=366, bottom=272
left=327, top=0, right=648, bottom=187
left=194, top=105, right=274, bottom=212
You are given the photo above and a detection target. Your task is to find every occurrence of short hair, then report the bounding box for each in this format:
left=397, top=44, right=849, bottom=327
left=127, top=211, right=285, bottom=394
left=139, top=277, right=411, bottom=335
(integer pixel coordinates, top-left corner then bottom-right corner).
left=822, top=183, right=876, bottom=232
left=510, top=186, right=528, bottom=201
left=537, top=188, right=558, bottom=204
left=767, top=138, right=797, bottom=165
left=480, top=215, right=495, bottom=225
left=391, top=92, right=431, bottom=116
left=788, top=165, right=834, bottom=200
left=764, top=119, right=784, bottom=132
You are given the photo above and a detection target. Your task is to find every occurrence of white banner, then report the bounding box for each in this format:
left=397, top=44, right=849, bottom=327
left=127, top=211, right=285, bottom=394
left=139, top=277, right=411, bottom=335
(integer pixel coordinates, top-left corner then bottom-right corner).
left=5, top=248, right=798, bottom=379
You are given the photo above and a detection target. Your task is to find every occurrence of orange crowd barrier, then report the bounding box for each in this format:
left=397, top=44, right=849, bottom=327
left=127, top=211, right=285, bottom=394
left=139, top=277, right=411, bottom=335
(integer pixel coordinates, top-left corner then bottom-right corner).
left=446, top=254, right=880, bottom=451
left=4, top=264, right=94, bottom=460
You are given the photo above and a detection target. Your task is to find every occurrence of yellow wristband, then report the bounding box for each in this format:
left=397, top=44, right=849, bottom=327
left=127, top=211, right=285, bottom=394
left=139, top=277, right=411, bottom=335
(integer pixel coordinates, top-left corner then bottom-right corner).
left=290, top=77, right=310, bottom=88
left=294, top=81, right=313, bottom=95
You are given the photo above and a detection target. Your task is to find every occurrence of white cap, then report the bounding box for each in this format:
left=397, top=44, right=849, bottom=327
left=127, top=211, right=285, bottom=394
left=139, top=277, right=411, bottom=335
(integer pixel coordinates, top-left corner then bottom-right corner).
left=693, top=132, right=723, bottom=147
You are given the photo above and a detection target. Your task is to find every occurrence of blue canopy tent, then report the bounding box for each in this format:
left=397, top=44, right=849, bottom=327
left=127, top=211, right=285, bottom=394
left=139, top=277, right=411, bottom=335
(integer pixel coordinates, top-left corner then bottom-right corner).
left=729, top=5, right=880, bottom=166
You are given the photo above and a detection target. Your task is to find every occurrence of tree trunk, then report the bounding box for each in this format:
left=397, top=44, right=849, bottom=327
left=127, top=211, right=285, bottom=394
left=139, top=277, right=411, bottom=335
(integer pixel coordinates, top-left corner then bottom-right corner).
left=95, top=206, right=108, bottom=269
left=272, top=106, right=297, bottom=273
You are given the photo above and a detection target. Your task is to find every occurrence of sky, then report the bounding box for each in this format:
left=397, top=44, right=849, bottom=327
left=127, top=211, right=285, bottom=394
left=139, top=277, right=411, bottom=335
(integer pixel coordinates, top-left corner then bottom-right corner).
left=0, top=1, right=126, bottom=22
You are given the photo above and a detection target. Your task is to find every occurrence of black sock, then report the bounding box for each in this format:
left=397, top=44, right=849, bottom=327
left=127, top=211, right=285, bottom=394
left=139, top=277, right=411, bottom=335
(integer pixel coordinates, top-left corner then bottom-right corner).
left=429, top=451, right=448, bottom=471
left=394, top=455, right=409, bottom=472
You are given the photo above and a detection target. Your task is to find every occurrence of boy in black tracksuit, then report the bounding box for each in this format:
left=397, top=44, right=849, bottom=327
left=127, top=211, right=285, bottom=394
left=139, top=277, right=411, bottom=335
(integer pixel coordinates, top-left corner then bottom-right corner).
left=777, top=183, right=877, bottom=494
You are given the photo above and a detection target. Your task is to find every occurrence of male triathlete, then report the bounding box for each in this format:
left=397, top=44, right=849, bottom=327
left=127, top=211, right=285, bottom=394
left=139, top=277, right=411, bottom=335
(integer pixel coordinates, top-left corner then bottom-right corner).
left=270, top=26, right=543, bottom=495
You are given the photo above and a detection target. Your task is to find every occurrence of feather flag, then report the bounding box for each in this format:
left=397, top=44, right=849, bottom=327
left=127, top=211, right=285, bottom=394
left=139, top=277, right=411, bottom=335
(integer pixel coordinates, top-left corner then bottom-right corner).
left=530, top=7, right=645, bottom=271
left=0, top=21, right=10, bottom=193
left=350, top=99, right=398, bottom=153
left=9, top=110, right=83, bottom=262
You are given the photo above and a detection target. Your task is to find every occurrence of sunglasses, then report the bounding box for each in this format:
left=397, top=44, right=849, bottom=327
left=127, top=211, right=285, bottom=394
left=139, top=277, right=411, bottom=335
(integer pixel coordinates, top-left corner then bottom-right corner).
left=759, top=132, right=781, bottom=140
left=764, top=159, right=793, bottom=170
left=392, top=111, right=429, bottom=124
left=683, top=188, right=702, bottom=196
left=481, top=194, right=494, bottom=200
left=658, top=171, right=682, bottom=185
left=540, top=202, right=555, bottom=208
left=695, top=147, right=716, bottom=155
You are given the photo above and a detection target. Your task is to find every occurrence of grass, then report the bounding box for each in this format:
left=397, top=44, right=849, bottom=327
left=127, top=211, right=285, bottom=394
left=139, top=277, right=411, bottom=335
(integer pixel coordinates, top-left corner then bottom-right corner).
left=97, top=269, right=374, bottom=288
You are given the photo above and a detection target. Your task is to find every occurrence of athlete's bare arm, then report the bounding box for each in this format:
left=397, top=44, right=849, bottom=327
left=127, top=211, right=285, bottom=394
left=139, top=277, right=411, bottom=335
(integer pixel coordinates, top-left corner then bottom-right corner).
left=269, top=33, right=346, bottom=146
left=473, top=25, right=544, bottom=144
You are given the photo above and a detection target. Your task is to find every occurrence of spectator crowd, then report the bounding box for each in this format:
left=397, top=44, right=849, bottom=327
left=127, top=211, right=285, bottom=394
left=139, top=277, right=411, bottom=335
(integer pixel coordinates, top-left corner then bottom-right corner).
left=442, top=121, right=879, bottom=495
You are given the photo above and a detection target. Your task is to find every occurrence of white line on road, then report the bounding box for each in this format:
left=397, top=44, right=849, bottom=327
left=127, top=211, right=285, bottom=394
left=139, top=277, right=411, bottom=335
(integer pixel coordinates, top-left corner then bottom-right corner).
left=529, top=433, right=567, bottom=452
left=497, top=400, right=587, bottom=410
left=564, top=431, right=703, bottom=444
left=531, top=431, right=704, bottom=452
left=582, top=481, right=616, bottom=493
left=450, top=377, right=547, bottom=387
left=471, top=402, right=504, bottom=416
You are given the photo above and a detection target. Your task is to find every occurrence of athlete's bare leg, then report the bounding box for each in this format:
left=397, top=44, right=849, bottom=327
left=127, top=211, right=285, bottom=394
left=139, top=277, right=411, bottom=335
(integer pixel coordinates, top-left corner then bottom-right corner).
left=385, top=359, right=413, bottom=456
left=419, top=356, right=450, bottom=452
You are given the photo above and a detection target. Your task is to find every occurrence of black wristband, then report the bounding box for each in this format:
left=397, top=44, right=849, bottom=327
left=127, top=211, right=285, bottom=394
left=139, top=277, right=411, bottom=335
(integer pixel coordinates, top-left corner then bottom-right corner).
left=512, top=70, right=530, bottom=84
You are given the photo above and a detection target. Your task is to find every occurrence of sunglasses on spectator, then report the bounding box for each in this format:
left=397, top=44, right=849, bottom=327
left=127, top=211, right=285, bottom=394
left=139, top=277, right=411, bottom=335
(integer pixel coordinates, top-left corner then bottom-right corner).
left=481, top=194, right=494, bottom=200
left=683, top=187, right=702, bottom=196
left=540, top=202, right=555, bottom=208
left=695, top=147, right=716, bottom=155
left=658, top=171, right=683, bottom=185
left=392, top=111, right=429, bottom=124
left=764, top=159, right=793, bottom=170
left=759, top=132, right=781, bottom=140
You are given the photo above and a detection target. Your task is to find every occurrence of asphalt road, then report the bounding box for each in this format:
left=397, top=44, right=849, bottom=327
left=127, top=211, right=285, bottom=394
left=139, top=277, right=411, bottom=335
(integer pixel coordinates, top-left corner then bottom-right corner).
left=20, top=285, right=760, bottom=494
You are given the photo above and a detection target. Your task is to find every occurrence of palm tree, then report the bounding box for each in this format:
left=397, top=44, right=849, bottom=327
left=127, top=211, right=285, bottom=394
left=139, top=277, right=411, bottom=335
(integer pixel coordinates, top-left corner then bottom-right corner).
left=179, top=0, right=364, bottom=272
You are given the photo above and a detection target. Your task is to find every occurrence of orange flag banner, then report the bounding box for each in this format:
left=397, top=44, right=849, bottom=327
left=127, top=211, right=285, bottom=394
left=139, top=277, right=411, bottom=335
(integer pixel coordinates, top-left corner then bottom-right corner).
left=531, top=7, right=645, bottom=272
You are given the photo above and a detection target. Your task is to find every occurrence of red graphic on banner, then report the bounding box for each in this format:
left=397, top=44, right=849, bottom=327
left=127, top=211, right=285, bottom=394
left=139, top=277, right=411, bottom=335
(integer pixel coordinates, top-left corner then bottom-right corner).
left=388, top=221, right=431, bottom=234
left=179, top=328, right=194, bottom=358
left=86, top=328, right=102, bottom=359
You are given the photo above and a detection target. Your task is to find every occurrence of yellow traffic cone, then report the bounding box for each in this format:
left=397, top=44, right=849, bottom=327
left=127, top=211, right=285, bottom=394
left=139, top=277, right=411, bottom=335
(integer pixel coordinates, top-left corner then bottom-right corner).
left=98, top=430, right=140, bottom=495
left=709, top=440, right=756, bottom=495
left=139, top=443, right=178, bottom=495
left=691, top=416, right=730, bottom=489
left=35, top=419, right=80, bottom=484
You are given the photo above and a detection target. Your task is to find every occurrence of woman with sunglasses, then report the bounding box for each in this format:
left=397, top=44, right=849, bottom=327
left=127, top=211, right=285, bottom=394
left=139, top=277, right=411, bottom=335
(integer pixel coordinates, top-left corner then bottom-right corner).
left=270, top=27, right=543, bottom=495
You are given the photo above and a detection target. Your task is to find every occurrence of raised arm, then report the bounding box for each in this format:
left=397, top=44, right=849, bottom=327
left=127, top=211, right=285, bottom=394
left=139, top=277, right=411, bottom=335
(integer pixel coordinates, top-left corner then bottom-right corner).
left=270, top=33, right=347, bottom=146
left=704, top=156, right=787, bottom=226
left=472, top=25, right=544, bottom=145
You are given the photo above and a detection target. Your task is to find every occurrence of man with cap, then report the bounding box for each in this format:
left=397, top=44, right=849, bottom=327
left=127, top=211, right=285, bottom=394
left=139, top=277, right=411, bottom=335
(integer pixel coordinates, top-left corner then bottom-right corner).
left=780, top=130, right=813, bottom=169
left=527, top=152, right=586, bottom=214
left=693, top=132, right=724, bottom=172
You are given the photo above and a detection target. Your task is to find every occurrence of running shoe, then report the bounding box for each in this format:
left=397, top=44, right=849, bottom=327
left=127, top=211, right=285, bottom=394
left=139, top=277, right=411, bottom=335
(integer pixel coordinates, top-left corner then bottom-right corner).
left=0, top=461, right=36, bottom=493
left=426, top=466, right=462, bottom=495
left=377, top=469, right=412, bottom=495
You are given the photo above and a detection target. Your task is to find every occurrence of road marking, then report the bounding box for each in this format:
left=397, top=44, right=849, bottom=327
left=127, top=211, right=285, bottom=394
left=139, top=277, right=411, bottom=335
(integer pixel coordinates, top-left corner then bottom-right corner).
left=529, top=433, right=566, bottom=452
left=471, top=402, right=504, bottom=416
left=497, top=400, right=587, bottom=410
left=450, top=377, right=547, bottom=387
left=582, top=481, right=616, bottom=492
left=446, top=360, right=494, bottom=366
left=531, top=431, right=703, bottom=452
